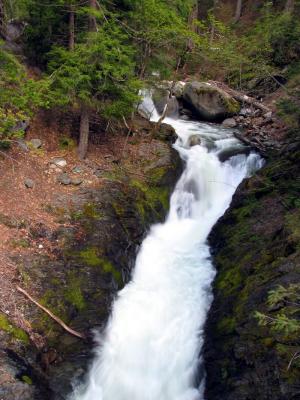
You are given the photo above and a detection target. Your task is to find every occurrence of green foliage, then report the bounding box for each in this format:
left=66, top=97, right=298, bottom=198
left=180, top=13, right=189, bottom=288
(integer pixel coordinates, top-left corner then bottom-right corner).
left=196, top=4, right=300, bottom=86
left=122, top=0, right=199, bottom=79
left=255, top=284, right=300, bottom=337
left=47, top=22, right=140, bottom=119
left=0, top=44, right=48, bottom=147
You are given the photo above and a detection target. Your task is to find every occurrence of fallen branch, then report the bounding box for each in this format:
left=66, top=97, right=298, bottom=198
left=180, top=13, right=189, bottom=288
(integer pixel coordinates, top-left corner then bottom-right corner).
left=209, top=80, right=271, bottom=113
left=16, top=286, right=86, bottom=340
left=155, top=102, right=169, bottom=131
left=231, top=92, right=271, bottom=113
left=287, top=351, right=300, bottom=371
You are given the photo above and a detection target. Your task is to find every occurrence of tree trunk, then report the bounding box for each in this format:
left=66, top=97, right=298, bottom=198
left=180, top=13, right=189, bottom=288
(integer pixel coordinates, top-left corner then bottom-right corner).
left=78, top=106, right=89, bottom=159
left=210, top=0, right=219, bottom=44
left=68, top=5, right=75, bottom=51
left=0, top=1, right=6, bottom=38
left=234, top=0, right=242, bottom=23
left=88, top=0, right=97, bottom=32
left=285, top=0, right=295, bottom=12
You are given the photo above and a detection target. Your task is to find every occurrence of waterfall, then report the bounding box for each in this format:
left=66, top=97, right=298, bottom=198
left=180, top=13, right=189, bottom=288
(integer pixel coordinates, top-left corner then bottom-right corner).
left=71, top=93, right=264, bottom=400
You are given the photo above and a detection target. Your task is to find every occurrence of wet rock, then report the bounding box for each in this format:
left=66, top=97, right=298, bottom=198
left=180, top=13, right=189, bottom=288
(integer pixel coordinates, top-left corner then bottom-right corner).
left=152, top=88, right=179, bottom=117
left=217, top=146, right=251, bottom=162
left=180, top=108, right=193, bottom=118
left=24, top=178, right=34, bottom=189
left=172, top=81, right=186, bottom=98
left=222, top=118, right=237, bottom=128
left=30, top=139, right=42, bottom=149
left=183, top=82, right=240, bottom=122
left=57, top=173, right=71, bottom=185
left=152, top=88, right=169, bottom=114
left=51, top=158, right=67, bottom=168
left=188, top=134, right=202, bottom=147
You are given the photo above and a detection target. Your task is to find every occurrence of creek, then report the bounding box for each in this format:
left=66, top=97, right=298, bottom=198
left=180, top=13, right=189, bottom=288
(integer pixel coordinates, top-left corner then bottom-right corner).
left=71, top=94, right=263, bottom=400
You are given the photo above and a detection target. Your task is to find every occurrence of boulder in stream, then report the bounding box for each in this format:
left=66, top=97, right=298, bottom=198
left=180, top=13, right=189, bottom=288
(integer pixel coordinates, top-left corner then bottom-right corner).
left=183, top=82, right=240, bottom=122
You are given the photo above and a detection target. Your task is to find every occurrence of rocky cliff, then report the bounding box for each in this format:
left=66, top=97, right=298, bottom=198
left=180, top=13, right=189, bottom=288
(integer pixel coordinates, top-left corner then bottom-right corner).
left=204, top=140, right=300, bottom=400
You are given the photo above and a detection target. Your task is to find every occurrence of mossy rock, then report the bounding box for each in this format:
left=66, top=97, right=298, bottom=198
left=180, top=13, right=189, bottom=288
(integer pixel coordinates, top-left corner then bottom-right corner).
left=183, top=81, right=240, bottom=122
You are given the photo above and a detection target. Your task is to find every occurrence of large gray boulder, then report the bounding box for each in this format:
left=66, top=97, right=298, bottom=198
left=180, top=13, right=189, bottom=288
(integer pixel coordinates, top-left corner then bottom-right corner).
left=183, top=82, right=240, bottom=122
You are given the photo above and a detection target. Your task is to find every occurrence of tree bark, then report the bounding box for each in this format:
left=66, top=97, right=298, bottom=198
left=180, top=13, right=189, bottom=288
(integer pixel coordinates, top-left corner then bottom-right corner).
left=68, top=4, right=75, bottom=51
left=210, top=0, right=219, bottom=44
left=88, top=0, right=97, bottom=32
left=234, top=0, right=242, bottom=23
left=0, top=0, right=6, bottom=39
left=78, top=106, right=89, bottom=159
left=285, top=0, right=295, bottom=12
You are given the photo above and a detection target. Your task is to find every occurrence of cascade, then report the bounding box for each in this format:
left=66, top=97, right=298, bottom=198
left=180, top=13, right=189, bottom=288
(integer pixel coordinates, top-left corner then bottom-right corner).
left=71, top=92, right=263, bottom=400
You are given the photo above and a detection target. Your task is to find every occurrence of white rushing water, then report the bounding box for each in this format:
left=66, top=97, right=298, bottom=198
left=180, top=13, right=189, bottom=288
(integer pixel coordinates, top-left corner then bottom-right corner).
left=72, top=94, right=263, bottom=400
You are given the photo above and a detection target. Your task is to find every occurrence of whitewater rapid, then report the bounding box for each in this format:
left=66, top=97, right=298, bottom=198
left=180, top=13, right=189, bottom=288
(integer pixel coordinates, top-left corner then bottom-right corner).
left=71, top=95, right=263, bottom=400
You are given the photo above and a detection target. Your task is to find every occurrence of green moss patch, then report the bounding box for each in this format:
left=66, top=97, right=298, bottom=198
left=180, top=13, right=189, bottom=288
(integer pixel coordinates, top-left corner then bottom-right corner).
left=0, top=313, right=29, bottom=343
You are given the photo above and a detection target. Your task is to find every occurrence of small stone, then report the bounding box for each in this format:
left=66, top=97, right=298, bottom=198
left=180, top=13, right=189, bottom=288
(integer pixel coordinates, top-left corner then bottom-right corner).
left=30, top=138, right=42, bottom=149
left=38, top=244, right=43, bottom=249
left=239, top=107, right=253, bottom=117
left=222, top=118, right=237, bottom=128
left=57, top=173, right=71, bottom=185
left=24, top=178, right=34, bottom=189
left=264, top=111, right=272, bottom=119
left=72, top=166, right=83, bottom=174
left=94, top=169, right=104, bottom=178
left=71, top=178, right=83, bottom=186
left=51, top=158, right=67, bottom=168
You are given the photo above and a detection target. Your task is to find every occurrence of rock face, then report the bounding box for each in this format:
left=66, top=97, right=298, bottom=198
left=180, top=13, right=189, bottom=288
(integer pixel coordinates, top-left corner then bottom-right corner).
left=6, top=119, right=181, bottom=399
left=183, top=82, right=240, bottom=122
left=152, top=88, right=179, bottom=117
left=204, top=143, right=300, bottom=400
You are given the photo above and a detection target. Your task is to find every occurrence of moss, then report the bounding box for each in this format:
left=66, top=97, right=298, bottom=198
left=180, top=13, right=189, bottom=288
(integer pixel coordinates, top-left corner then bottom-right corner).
left=100, top=258, right=122, bottom=286
left=148, top=166, right=168, bottom=184
left=131, top=178, right=170, bottom=219
left=285, top=211, right=300, bottom=248
left=71, top=203, right=103, bottom=222
left=10, top=238, right=30, bottom=248
left=59, top=136, right=76, bottom=150
left=217, top=316, right=237, bottom=334
left=21, top=375, right=33, bottom=385
left=112, top=201, right=125, bottom=218
left=79, top=247, right=102, bottom=267
left=64, top=273, right=86, bottom=311
left=79, top=247, right=122, bottom=286
left=0, top=313, right=29, bottom=343
left=222, top=96, right=240, bottom=114
left=82, top=203, right=102, bottom=219
left=216, top=258, right=243, bottom=295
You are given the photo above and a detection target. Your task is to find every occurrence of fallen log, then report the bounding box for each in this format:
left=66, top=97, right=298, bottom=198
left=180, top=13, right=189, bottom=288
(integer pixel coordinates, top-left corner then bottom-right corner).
left=231, top=92, right=271, bottom=113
